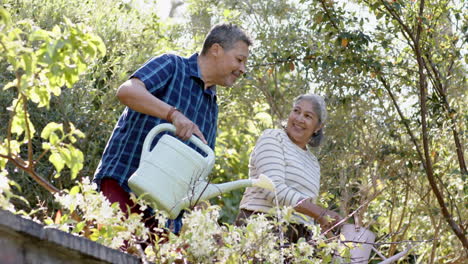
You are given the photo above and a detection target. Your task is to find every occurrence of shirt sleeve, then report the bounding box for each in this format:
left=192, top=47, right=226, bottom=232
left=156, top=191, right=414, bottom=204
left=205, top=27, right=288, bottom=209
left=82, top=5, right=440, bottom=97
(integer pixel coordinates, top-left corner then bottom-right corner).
left=130, top=54, right=176, bottom=94
left=251, top=130, right=306, bottom=207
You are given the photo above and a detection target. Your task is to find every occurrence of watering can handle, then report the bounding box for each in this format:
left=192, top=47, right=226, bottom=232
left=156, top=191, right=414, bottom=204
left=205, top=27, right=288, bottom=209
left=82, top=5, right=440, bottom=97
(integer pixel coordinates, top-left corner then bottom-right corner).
left=141, top=123, right=215, bottom=169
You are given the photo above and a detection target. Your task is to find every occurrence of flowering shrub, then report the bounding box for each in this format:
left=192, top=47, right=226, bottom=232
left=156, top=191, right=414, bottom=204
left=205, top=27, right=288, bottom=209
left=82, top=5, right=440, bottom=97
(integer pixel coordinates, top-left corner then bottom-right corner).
left=44, top=177, right=150, bottom=250
left=0, top=170, right=351, bottom=262
left=43, top=177, right=349, bottom=263
left=0, top=170, right=18, bottom=212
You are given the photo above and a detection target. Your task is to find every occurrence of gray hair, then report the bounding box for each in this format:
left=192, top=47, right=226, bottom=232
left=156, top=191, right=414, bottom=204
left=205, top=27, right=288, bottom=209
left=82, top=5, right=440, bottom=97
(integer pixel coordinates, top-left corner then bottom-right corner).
left=201, top=23, right=252, bottom=55
left=293, top=94, right=328, bottom=147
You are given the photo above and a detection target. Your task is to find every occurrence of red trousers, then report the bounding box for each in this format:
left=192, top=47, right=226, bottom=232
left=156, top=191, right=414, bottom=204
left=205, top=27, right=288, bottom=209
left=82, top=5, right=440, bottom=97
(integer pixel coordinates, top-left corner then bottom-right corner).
left=100, top=178, right=159, bottom=238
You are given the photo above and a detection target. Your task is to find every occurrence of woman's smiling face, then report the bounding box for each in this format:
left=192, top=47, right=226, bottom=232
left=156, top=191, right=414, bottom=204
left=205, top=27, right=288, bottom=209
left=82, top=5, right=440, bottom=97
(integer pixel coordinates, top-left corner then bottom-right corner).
left=286, top=99, right=323, bottom=149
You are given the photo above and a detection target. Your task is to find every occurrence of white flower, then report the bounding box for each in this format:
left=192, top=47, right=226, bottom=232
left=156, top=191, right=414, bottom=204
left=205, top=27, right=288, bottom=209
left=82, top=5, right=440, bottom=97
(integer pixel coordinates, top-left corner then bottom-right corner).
left=80, top=177, right=98, bottom=193
left=81, top=177, right=90, bottom=185
left=0, top=171, right=10, bottom=194
left=110, top=236, right=125, bottom=249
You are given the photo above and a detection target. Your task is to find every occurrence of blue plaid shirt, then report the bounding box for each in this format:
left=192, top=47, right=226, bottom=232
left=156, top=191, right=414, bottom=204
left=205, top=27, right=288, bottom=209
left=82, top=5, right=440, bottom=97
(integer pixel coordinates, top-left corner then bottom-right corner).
left=94, top=53, right=218, bottom=192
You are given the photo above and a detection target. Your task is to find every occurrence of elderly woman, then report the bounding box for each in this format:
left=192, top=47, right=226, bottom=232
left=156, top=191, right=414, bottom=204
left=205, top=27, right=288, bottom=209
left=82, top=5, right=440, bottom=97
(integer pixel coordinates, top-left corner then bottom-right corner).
left=236, top=94, right=342, bottom=243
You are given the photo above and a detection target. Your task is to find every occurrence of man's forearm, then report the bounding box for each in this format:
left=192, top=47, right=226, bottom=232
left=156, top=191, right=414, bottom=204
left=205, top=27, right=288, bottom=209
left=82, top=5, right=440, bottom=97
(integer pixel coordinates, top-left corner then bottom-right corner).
left=116, top=78, right=174, bottom=120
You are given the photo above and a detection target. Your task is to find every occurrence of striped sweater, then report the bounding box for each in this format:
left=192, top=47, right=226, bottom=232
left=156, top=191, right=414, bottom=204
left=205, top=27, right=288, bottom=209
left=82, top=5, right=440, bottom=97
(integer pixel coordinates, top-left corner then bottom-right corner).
left=239, top=129, right=320, bottom=224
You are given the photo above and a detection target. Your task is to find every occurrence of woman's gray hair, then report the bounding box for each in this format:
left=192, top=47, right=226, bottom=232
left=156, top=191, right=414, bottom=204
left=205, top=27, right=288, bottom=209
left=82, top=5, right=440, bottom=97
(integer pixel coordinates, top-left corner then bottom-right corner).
left=201, top=23, right=252, bottom=55
left=293, top=94, right=327, bottom=147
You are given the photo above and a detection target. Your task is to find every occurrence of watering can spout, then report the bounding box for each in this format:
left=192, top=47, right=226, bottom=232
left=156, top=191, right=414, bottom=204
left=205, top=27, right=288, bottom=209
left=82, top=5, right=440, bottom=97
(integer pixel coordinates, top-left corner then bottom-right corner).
left=128, top=123, right=275, bottom=219
left=196, top=174, right=275, bottom=201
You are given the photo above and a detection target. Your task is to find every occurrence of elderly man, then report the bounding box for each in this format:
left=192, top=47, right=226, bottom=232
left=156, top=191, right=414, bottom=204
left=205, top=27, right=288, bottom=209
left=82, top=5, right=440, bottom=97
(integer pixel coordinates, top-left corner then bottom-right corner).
left=94, top=23, right=252, bottom=236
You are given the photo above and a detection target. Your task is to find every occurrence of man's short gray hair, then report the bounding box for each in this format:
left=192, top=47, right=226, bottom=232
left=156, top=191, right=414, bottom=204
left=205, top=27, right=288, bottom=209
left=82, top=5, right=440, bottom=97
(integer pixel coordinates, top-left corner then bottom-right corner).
left=293, top=94, right=328, bottom=147
left=201, top=23, right=252, bottom=55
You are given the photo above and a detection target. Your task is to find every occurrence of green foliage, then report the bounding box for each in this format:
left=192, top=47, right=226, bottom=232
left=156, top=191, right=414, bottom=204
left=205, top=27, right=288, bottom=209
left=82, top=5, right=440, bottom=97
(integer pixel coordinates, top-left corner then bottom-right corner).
left=0, top=0, right=184, bottom=201
left=211, top=102, right=274, bottom=223
left=0, top=7, right=105, bottom=197
left=0, top=0, right=466, bottom=262
left=1, top=17, right=105, bottom=108
left=184, top=0, right=467, bottom=261
left=41, top=122, right=85, bottom=179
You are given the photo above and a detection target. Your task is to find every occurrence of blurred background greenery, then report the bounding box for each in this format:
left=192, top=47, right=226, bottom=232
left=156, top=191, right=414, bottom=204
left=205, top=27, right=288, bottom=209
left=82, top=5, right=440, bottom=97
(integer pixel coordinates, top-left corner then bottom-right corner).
left=0, top=0, right=466, bottom=262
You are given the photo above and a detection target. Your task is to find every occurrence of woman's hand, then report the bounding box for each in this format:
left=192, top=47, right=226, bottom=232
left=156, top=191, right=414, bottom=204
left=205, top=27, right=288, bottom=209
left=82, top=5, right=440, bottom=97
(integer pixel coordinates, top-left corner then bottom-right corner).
left=294, top=198, right=344, bottom=232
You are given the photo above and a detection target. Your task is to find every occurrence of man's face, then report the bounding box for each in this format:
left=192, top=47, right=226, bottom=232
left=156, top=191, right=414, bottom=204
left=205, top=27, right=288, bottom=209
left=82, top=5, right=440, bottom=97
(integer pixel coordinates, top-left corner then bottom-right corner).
left=215, top=40, right=249, bottom=87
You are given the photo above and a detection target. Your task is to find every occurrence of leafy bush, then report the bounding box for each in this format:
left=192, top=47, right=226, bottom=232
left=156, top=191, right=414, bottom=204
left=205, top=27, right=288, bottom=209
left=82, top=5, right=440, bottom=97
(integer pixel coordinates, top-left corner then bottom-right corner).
left=0, top=0, right=466, bottom=262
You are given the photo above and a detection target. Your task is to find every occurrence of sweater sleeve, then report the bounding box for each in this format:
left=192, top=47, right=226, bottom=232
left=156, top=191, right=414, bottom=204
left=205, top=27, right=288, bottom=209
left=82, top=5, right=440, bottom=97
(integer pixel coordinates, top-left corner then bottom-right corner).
left=251, top=130, right=306, bottom=207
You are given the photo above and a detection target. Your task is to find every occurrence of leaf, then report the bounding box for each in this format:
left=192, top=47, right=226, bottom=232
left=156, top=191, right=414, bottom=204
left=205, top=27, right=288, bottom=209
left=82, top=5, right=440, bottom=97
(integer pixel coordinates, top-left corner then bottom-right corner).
left=64, top=69, right=79, bottom=87
left=50, top=133, right=60, bottom=145
left=49, top=152, right=65, bottom=174
left=30, top=29, right=51, bottom=42
left=92, top=37, right=106, bottom=56
left=314, top=14, right=324, bottom=24
left=69, top=185, right=80, bottom=195
left=41, top=122, right=63, bottom=139
left=2, top=80, right=16, bottom=90
left=69, top=147, right=84, bottom=179
left=41, top=142, right=51, bottom=150
left=318, top=241, right=327, bottom=248
left=341, top=38, right=349, bottom=47
left=21, top=53, right=37, bottom=76
left=10, top=117, right=24, bottom=137
left=8, top=179, right=22, bottom=193
left=74, top=129, right=85, bottom=138
left=3, top=140, right=20, bottom=156
left=72, top=221, right=86, bottom=233
left=0, top=8, right=12, bottom=26
left=267, top=67, right=273, bottom=76
left=43, top=218, right=54, bottom=225
left=88, top=230, right=100, bottom=241
left=52, top=25, right=61, bottom=36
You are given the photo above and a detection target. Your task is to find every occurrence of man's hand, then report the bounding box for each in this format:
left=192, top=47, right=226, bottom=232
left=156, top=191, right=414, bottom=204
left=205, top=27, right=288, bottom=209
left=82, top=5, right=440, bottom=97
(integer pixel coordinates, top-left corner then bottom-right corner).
left=171, top=111, right=207, bottom=144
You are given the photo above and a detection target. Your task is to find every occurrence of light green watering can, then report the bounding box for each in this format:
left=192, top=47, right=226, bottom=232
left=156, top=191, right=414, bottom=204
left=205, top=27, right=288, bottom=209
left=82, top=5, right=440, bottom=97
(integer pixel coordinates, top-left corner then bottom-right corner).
left=128, top=123, right=274, bottom=219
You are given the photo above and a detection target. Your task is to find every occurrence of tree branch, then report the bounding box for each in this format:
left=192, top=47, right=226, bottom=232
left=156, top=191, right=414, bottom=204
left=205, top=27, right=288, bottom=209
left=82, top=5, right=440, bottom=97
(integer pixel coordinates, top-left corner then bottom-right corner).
left=1, top=72, right=59, bottom=194
left=21, top=93, right=34, bottom=166
left=389, top=185, right=410, bottom=256
left=422, top=52, right=467, bottom=174
left=0, top=153, right=59, bottom=193
left=378, top=0, right=416, bottom=51
left=378, top=76, right=425, bottom=167
left=414, top=0, right=467, bottom=250
left=318, top=0, right=339, bottom=30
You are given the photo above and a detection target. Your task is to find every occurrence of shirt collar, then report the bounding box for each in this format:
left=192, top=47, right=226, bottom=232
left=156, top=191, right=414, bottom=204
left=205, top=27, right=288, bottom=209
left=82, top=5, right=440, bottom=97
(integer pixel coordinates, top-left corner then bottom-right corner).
left=189, top=53, right=217, bottom=97
left=188, top=53, right=200, bottom=78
